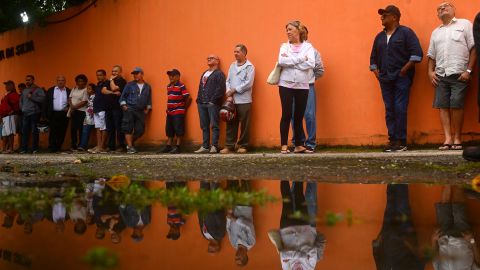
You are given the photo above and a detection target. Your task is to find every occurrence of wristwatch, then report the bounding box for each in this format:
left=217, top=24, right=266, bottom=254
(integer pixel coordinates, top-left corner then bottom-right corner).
left=466, top=69, right=472, bottom=74
left=471, top=238, right=476, bottom=245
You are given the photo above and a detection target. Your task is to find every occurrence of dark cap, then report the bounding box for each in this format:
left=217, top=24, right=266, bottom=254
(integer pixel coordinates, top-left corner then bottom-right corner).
left=378, top=5, right=401, bottom=18
left=166, top=69, right=181, bottom=76
left=3, top=80, right=14, bottom=86
left=131, top=67, right=144, bottom=74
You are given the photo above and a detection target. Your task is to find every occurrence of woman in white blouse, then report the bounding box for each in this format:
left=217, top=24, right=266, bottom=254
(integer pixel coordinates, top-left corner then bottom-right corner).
left=277, top=21, right=315, bottom=154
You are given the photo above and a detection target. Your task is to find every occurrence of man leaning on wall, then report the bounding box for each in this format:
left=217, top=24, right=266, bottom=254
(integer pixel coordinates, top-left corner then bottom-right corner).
left=427, top=2, right=476, bottom=151
left=463, top=12, right=480, bottom=161
left=370, top=5, right=423, bottom=153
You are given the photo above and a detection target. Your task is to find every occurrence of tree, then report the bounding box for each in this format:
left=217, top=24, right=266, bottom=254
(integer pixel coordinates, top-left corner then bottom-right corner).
left=0, top=0, right=88, bottom=33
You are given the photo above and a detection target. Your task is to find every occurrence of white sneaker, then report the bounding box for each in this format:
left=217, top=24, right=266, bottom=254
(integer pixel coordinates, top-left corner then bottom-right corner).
left=209, top=146, right=218, bottom=154
left=194, top=146, right=209, bottom=154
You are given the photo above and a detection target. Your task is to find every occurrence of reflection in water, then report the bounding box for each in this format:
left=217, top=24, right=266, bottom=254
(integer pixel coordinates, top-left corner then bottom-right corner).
left=166, top=181, right=186, bottom=240
left=2, top=179, right=480, bottom=269
left=373, top=184, right=424, bottom=270
left=433, top=185, right=480, bottom=270
left=226, top=180, right=256, bottom=267
left=268, top=181, right=326, bottom=270
left=199, top=181, right=226, bottom=254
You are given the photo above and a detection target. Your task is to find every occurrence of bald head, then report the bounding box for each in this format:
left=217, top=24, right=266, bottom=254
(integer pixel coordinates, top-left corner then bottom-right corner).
left=207, top=54, right=220, bottom=70
left=56, top=75, right=66, bottom=88
left=437, top=2, right=456, bottom=22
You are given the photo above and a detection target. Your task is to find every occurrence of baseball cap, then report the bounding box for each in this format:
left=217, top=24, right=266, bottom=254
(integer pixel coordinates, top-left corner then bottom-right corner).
left=131, top=67, right=144, bottom=74
left=3, top=80, right=14, bottom=86
left=378, top=5, right=401, bottom=18
left=166, top=69, right=181, bottom=76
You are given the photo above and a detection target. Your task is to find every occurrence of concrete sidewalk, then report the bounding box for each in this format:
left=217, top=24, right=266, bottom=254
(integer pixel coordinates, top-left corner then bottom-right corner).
left=0, top=150, right=475, bottom=184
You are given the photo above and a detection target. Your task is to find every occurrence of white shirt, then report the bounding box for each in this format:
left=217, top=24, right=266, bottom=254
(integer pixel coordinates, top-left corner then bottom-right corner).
left=278, top=225, right=326, bottom=270
left=433, top=236, right=480, bottom=270
left=52, top=198, right=67, bottom=222
left=53, top=86, right=68, bottom=111
left=226, top=206, right=256, bottom=250
left=202, top=70, right=214, bottom=86
left=202, top=224, right=215, bottom=240
left=137, top=83, right=144, bottom=95
left=278, top=42, right=315, bottom=89
left=387, top=34, right=392, bottom=44
left=427, top=18, right=475, bottom=76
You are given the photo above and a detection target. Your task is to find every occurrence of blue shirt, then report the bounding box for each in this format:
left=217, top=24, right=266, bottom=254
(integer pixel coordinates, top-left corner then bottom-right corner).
left=370, top=25, right=423, bottom=81
left=119, top=81, right=152, bottom=110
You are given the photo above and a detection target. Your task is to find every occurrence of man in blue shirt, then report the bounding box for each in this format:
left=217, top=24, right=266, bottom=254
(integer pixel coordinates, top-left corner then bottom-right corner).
left=370, top=5, right=423, bottom=152
left=119, top=67, right=152, bottom=154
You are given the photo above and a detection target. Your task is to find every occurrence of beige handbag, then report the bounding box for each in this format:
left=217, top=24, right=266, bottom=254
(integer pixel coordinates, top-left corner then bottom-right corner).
left=266, top=62, right=281, bottom=85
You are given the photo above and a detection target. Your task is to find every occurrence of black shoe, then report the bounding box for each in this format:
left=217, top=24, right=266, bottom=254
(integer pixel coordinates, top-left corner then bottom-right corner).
left=169, top=146, right=181, bottom=154
left=383, top=142, right=394, bottom=152
left=394, top=145, right=408, bottom=152
left=159, top=145, right=173, bottom=154
left=305, top=146, right=315, bottom=153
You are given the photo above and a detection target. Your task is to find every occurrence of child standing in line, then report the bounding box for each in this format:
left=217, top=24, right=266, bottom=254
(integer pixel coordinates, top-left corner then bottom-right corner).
left=78, top=83, right=96, bottom=151
left=159, top=69, right=191, bottom=154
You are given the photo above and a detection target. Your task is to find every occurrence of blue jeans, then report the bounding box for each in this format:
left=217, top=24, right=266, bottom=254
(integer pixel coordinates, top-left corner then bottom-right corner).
left=379, top=76, right=412, bottom=144
left=21, top=113, right=40, bottom=152
left=292, top=83, right=316, bottom=149
left=197, top=103, right=220, bottom=148
left=79, top=124, right=94, bottom=149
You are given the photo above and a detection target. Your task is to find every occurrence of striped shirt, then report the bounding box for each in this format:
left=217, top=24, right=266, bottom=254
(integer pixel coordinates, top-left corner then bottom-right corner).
left=167, top=81, right=189, bottom=115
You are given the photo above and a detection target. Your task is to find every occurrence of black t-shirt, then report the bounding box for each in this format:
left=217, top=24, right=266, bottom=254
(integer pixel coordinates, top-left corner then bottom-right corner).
left=106, top=76, right=127, bottom=110
left=93, top=80, right=110, bottom=113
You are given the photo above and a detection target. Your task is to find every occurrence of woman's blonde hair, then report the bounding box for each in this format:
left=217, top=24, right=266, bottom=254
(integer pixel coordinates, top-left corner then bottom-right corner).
left=285, top=20, right=308, bottom=42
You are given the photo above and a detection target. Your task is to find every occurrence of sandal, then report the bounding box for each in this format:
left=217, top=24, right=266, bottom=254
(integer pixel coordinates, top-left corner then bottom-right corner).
left=294, top=146, right=306, bottom=154
left=452, top=144, right=463, bottom=150
left=438, top=144, right=451, bottom=150
left=280, top=146, right=290, bottom=154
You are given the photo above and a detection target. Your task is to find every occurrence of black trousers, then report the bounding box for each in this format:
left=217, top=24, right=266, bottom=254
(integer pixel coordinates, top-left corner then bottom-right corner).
left=279, top=86, right=309, bottom=146
left=70, top=110, right=85, bottom=149
left=48, top=111, right=69, bottom=152
left=280, top=181, right=309, bottom=228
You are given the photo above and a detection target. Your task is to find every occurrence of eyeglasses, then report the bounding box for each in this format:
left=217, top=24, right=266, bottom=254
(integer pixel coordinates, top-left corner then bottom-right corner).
left=437, top=3, right=451, bottom=12
left=207, top=57, right=218, bottom=61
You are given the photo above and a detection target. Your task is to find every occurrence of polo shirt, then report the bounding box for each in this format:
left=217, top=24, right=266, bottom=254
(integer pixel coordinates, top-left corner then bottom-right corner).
left=167, top=81, right=189, bottom=115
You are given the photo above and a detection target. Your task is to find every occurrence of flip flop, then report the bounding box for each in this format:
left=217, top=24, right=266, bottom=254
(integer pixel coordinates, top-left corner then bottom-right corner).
left=452, top=144, right=463, bottom=150
left=438, top=144, right=451, bottom=150
left=294, top=147, right=306, bottom=154
left=280, top=146, right=290, bottom=154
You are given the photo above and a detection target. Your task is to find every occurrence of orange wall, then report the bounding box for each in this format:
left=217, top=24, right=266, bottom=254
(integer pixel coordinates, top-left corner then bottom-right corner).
left=2, top=183, right=480, bottom=270
left=0, top=0, right=479, bottom=147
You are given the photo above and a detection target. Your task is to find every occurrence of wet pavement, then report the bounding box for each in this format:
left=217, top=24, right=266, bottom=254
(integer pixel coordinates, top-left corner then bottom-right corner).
left=0, top=150, right=476, bottom=183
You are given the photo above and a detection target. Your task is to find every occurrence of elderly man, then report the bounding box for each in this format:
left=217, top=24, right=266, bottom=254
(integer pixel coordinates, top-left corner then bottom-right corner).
left=20, top=75, right=45, bottom=154
left=195, top=54, right=226, bottom=154
left=220, top=44, right=255, bottom=154
left=427, top=2, right=476, bottom=151
left=46, top=75, right=71, bottom=153
left=370, top=5, right=423, bottom=152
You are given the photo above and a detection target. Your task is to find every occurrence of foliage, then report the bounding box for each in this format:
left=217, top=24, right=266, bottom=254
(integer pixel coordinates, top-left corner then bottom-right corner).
left=0, top=181, right=277, bottom=217
left=82, top=247, right=119, bottom=270
left=0, top=0, right=88, bottom=33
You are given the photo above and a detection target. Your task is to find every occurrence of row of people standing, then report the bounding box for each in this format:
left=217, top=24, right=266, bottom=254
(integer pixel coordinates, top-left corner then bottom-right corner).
left=0, top=66, right=152, bottom=154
